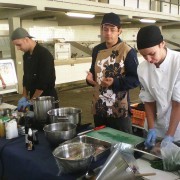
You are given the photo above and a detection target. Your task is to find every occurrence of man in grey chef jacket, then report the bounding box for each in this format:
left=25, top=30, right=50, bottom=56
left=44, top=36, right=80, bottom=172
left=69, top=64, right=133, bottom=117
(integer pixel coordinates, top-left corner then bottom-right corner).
left=136, top=25, right=180, bottom=148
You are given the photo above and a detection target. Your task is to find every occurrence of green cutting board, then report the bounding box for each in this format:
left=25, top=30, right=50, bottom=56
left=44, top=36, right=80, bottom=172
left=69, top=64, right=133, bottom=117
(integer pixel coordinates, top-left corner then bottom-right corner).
left=87, top=127, right=144, bottom=146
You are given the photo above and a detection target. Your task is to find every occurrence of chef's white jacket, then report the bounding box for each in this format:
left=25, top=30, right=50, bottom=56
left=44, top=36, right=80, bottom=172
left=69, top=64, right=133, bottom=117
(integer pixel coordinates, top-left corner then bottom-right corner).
left=137, top=48, right=180, bottom=141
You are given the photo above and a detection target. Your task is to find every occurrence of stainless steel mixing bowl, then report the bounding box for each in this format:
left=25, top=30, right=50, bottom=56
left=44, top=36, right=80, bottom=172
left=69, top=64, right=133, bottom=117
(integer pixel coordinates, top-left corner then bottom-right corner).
left=43, top=122, right=77, bottom=146
left=53, top=142, right=95, bottom=173
left=47, top=107, right=82, bottom=125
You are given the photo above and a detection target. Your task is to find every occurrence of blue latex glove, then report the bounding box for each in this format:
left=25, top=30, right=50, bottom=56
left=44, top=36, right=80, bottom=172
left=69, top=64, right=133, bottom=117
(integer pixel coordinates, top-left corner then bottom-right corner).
left=18, top=97, right=27, bottom=104
left=144, top=128, right=157, bottom=149
left=18, top=98, right=32, bottom=111
left=17, top=97, right=27, bottom=111
left=161, top=135, right=174, bottom=146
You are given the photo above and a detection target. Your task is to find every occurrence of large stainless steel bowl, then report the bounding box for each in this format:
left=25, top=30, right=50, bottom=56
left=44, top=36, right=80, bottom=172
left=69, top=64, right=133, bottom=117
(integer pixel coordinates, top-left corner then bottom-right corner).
left=43, top=122, right=77, bottom=146
left=53, top=142, right=95, bottom=173
left=47, top=107, right=82, bottom=125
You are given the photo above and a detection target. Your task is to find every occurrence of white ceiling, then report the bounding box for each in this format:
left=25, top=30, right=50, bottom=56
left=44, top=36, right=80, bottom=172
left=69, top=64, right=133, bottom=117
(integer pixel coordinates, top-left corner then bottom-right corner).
left=0, top=0, right=179, bottom=28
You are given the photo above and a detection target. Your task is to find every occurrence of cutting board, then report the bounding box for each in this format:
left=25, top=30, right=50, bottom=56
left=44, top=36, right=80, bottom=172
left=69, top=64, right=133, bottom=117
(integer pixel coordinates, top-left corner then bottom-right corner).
left=87, top=127, right=144, bottom=146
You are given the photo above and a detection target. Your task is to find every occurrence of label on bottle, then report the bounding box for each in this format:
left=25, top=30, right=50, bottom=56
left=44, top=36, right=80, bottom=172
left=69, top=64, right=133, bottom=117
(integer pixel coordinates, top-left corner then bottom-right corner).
left=27, top=128, right=34, bottom=151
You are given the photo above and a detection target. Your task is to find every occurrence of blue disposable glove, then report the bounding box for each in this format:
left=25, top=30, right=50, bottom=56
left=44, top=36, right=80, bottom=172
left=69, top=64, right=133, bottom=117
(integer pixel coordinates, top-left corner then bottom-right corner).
left=161, top=135, right=174, bottom=146
left=18, top=97, right=27, bottom=104
left=144, top=128, right=157, bottom=149
left=17, top=97, right=27, bottom=111
left=17, top=98, right=32, bottom=111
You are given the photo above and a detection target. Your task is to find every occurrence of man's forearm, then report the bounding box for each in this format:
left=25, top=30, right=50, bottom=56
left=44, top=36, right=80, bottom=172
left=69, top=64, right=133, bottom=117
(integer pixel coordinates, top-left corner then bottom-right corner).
left=30, top=89, right=43, bottom=100
left=144, top=102, right=156, bottom=129
left=166, top=100, right=180, bottom=137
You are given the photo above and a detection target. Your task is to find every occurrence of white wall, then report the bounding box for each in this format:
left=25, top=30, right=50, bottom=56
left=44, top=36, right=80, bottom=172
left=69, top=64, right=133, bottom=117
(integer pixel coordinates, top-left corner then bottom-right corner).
left=163, top=28, right=180, bottom=49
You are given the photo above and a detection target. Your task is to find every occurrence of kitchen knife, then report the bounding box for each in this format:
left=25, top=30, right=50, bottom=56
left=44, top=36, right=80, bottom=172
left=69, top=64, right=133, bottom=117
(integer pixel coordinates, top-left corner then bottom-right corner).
left=77, top=125, right=106, bottom=136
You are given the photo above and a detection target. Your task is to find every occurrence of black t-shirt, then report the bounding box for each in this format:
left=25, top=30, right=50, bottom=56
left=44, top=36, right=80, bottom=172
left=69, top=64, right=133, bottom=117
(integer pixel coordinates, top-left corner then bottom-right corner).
left=23, top=43, right=57, bottom=99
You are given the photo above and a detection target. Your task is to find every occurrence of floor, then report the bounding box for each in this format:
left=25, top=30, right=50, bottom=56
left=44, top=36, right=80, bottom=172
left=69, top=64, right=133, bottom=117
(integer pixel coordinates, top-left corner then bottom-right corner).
left=3, top=84, right=141, bottom=126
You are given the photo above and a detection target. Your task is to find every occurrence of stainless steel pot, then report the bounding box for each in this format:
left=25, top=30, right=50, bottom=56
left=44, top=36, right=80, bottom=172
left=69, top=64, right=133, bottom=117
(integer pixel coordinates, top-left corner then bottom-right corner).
left=33, top=96, right=58, bottom=124
left=47, top=107, right=82, bottom=125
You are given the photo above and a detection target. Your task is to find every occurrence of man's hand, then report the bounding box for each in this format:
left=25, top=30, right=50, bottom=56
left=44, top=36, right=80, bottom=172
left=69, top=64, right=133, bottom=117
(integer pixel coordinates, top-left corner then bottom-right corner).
left=17, top=97, right=32, bottom=111
left=101, top=77, right=114, bottom=88
left=144, top=128, right=157, bottom=149
left=86, top=71, right=96, bottom=86
left=162, top=135, right=174, bottom=143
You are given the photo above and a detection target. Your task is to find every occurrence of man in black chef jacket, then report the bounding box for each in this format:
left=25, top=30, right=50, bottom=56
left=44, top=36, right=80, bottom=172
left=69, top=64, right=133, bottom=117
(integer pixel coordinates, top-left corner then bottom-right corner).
left=11, top=27, right=59, bottom=111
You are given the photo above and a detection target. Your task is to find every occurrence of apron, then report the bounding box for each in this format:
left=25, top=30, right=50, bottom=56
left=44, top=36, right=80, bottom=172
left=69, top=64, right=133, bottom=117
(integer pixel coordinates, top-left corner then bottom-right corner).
left=92, top=42, right=131, bottom=118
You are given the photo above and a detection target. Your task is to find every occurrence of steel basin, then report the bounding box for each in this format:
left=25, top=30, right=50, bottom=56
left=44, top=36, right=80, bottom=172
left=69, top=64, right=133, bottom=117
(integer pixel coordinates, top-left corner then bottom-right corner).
left=53, top=142, right=95, bottom=173
left=43, top=122, right=77, bottom=146
left=47, top=107, right=82, bottom=125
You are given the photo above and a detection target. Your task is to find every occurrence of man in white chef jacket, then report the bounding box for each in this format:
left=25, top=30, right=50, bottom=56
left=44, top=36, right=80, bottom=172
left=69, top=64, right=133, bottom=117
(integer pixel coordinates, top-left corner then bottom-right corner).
left=136, top=25, right=180, bottom=148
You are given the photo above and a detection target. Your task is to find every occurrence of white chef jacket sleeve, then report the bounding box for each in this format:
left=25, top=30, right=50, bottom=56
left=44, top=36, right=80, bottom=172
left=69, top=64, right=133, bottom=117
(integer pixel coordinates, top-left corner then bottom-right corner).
left=139, top=85, right=155, bottom=102
left=137, top=62, right=155, bottom=103
left=172, top=70, right=180, bottom=102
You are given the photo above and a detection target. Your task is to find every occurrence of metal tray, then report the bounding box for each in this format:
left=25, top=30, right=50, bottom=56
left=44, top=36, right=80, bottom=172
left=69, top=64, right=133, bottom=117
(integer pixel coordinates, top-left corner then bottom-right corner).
left=134, top=141, right=162, bottom=161
left=61, top=135, right=112, bottom=161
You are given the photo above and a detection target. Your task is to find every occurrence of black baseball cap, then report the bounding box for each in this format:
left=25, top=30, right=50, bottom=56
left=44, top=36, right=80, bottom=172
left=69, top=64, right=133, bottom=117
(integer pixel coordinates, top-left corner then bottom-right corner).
left=101, top=12, right=121, bottom=27
left=137, top=25, right=163, bottom=50
left=11, top=27, right=33, bottom=40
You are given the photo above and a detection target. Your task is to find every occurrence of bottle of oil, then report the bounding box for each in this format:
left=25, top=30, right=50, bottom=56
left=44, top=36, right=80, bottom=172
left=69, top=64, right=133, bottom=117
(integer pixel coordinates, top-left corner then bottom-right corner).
left=0, top=119, right=5, bottom=137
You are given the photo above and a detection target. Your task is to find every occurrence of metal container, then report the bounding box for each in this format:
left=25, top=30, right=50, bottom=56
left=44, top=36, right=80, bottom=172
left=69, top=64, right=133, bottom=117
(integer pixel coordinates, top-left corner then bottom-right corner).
left=96, top=143, right=138, bottom=180
left=43, top=122, right=77, bottom=146
left=53, top=142, right=95, bottom=173
left=47, top=107, right=82, bottom=125
left=62, top=135, right=112, bottom=161
left=33, top=96, right=56, bottom=124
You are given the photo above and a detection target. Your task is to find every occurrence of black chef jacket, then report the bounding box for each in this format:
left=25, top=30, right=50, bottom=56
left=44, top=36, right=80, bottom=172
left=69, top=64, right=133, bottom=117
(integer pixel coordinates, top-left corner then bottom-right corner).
left=23, top=43, right=58, bottom=101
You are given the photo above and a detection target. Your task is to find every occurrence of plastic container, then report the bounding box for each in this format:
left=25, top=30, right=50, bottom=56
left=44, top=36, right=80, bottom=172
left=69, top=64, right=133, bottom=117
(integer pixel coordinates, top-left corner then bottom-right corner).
left=131, top=109, right=146, bottom=127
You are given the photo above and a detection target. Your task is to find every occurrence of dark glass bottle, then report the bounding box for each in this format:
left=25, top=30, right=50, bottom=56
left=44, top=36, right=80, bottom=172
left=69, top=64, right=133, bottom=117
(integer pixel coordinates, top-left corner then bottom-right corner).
left=25, top=117, right=29, bottom=147
left=27, top=128, right=34, bottom=151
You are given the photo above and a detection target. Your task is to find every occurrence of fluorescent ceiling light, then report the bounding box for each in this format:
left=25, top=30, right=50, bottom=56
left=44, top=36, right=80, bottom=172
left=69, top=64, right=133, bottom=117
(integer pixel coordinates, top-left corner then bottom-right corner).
left=140, top=19, right=156, bottom=23
left=66, top=12, right=95, bottom=18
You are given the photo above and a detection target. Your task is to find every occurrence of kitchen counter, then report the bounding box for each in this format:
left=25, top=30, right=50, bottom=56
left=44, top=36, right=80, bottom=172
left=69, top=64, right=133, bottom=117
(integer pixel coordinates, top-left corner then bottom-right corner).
left=137, top=159, right=179, bottom=180
left=0, top=103, right=16, bottom=110
left=0, top=123, right=179, bottom=180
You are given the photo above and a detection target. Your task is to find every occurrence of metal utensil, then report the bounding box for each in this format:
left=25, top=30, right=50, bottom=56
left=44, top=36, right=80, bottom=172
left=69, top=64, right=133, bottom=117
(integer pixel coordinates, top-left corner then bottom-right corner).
left=77, top=125, right=106, bottom=136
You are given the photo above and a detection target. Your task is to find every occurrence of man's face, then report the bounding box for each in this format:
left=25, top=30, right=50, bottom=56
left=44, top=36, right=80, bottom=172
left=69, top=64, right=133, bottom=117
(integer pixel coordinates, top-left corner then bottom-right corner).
left=139, top=43, right=165, bottom=66
left=12, top=38, right=29, bottom=52
left=102, top=24, right=121, bottom=46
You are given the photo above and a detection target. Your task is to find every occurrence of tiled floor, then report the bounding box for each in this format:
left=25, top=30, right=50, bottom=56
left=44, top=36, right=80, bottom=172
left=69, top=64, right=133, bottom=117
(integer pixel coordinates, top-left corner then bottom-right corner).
left=3, top=85, right=141, bottom=126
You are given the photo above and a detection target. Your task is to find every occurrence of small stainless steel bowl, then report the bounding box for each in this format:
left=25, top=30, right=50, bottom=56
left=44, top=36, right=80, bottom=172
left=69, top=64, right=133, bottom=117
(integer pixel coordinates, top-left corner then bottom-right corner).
left=43, top=122, right=77, bottom=146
